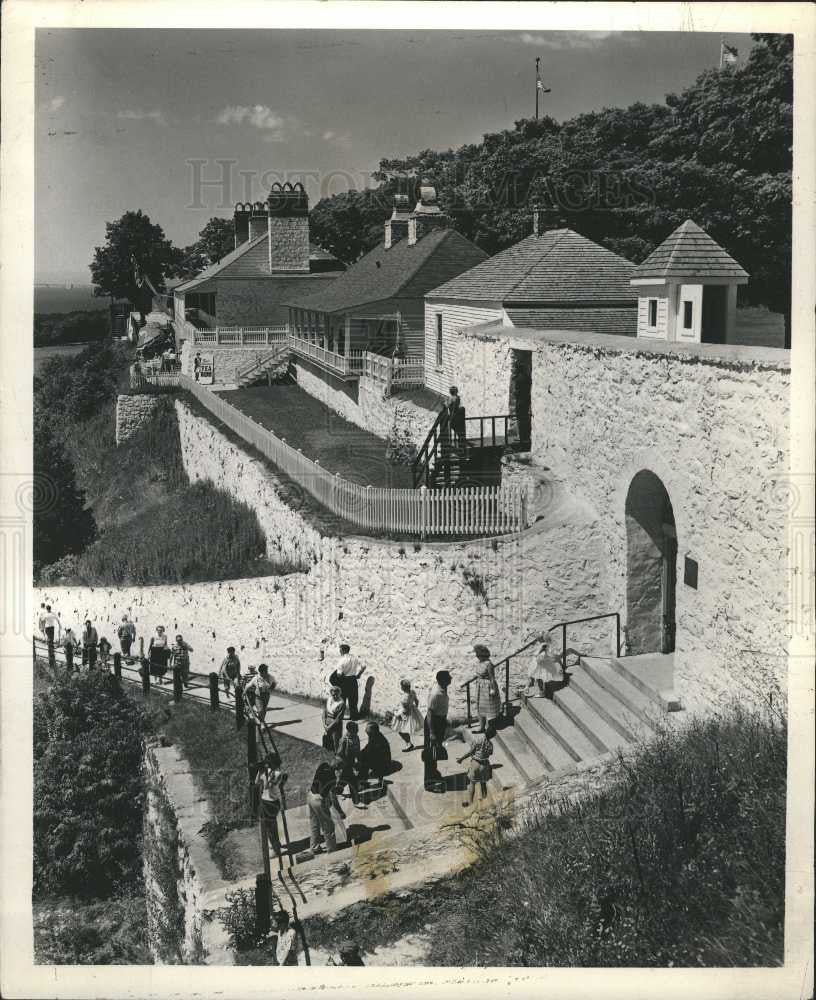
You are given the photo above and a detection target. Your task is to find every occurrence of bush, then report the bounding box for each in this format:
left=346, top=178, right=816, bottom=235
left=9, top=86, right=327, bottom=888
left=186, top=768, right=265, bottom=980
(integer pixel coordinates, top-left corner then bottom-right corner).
left=33, top=671, right=147, bottom=899
left=218, top=887, right=272, bottom=954
left=33, top=895, right=150, bottom=965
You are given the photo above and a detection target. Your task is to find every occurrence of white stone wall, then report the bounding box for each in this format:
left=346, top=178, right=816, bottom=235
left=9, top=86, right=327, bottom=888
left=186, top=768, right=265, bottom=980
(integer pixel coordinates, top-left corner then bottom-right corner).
left=115, top=394, right=161, bottom=445
left=532, top=339, right=790, bottom=711
left=294, top=362, right=438, bottom=449
left=179, top=340, right=288, bottom=386
left=37, top=398, right=610, bottom=719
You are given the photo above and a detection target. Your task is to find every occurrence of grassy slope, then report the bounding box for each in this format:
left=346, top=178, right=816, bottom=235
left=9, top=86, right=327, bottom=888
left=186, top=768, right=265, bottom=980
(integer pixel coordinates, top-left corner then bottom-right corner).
left=43, top=396, right=289, bottom=585
left=138, top=690, right=331, bottom=878
left=306, top=703, right=786, bottom=968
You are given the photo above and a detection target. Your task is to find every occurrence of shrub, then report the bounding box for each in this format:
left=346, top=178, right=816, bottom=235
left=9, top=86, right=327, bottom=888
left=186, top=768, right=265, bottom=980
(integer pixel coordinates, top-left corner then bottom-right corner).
left=218, top=887, right=273, bottom=954
left=33, top=671, right=147, bottom=899
left=33, top=895, right=151, bottom=965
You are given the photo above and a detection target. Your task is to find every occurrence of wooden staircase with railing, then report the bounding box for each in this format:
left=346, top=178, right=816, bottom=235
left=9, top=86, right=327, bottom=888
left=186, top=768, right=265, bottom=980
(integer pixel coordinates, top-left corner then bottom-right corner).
left=411, top=411, right=520, bottom=489
left=236, top=342, right=293, bottom=388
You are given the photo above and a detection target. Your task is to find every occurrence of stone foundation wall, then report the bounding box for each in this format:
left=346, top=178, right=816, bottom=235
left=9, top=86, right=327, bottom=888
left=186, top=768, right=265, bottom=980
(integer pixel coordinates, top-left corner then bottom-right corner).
left=37, top=396, right=609, bottom=717
left=115, top=394, right=161, bottom=445
left=442, top=325, right=791, bottom=712
left=179, top=340, right=288, bottom=386
left=294, top=361, right=438, bottom=449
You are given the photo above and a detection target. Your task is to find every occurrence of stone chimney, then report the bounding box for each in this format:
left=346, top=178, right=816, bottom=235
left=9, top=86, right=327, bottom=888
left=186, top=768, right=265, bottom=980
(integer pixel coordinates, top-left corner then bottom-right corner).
left=384, top=194, right=411, bottom=249
left=266, top=182, right=310, bottom=272
left=531, top=201, right=564, bottom=237
left=408, top=184, right=448, bottom=245
left=248, top=202, right=269, bottom=242
left=234, top=203, right=251, bottom=248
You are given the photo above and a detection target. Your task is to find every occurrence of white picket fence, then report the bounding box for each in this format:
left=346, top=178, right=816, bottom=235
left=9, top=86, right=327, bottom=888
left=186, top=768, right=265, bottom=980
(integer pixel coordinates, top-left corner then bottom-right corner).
left=179, top=374, right=527, bottom=537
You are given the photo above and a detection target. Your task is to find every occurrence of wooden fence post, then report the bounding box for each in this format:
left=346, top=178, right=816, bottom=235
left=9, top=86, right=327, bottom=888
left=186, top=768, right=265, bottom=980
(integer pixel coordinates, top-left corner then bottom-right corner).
left=247, top=721, right=258, bottom=818
left=173, top=665, right=184, bottom=702
left=141, top=659, right=150, bottom=695
left=255, top=873, right=271, bottom=938
left=209, top=672, right=219, bottom=711
left=113, top=652, right=122, bottom=681
left=47, top=634, right=56, bottom=670
left=236, top=686, right=245, bottom=729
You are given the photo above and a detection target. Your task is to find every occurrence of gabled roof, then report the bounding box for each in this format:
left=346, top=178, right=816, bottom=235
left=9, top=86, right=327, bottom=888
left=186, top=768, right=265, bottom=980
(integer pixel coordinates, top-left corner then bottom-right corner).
left=285, top=228, right=488, bottom=314
left=632, top=220, right=749, bottom=282
left=426, top=229, right=637, bottom=305
left=175, top=233, right=343, bottom=293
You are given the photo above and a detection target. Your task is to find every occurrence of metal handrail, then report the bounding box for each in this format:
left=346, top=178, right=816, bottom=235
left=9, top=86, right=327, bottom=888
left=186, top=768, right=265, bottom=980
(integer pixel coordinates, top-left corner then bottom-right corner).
left=460, top=613, right=622, bottom=725
left=546, top=612, right=622, bottom=672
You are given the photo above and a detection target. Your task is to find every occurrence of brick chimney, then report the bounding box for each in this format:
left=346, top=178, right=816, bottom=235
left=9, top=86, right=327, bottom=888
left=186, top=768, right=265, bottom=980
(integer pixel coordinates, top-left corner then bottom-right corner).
left=384, top=194, right=411, bottom=249
left=408, top=184, right=448, bottom=245
left=531, top=201, right=564, bottom=237
left=266, top=182, right=310, bottom=272
left=234, top=203, right=251, bottom=248
left=248, top=202, right=269, bottom=242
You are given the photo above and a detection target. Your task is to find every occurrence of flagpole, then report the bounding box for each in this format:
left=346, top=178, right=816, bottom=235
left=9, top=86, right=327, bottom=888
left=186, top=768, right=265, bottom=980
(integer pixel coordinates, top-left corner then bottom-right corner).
left=719, top=35, right=724, bottom=70
left=535, top=57, right=540, bottom=120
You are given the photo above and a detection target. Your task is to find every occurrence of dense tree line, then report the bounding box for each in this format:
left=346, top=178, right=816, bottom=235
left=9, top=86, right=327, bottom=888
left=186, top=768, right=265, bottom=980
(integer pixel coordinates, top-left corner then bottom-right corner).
left=309, top=34, right=792, bottom=339
left=34, top=310, right=110, bottom=348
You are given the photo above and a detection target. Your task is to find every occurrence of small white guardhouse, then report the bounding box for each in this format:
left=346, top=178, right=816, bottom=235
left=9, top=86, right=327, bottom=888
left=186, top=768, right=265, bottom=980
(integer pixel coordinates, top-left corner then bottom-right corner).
left=631, top=220, right=748, bottom=344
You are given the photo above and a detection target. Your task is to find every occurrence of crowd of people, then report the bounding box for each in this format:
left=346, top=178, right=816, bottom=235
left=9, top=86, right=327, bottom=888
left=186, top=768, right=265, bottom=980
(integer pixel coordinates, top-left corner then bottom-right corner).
left=37, top=602, right=562, bottom=961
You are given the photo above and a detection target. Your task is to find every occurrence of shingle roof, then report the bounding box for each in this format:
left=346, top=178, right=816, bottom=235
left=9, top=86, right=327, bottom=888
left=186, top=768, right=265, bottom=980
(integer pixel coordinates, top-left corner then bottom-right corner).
left=285, top=228, right=488, bottom=314
left=632, top=220, right=749, bottom=281
left=505, top=306, right=637, bottom=337
left=426, top=229, right=638, bottom=305
left=175, top=234, right=342, bottom=293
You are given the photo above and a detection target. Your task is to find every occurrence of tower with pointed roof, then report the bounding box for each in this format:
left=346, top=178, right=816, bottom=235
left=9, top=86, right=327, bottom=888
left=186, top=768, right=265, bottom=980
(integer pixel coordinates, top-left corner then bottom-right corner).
left=630, top=220, right=748, bottom=344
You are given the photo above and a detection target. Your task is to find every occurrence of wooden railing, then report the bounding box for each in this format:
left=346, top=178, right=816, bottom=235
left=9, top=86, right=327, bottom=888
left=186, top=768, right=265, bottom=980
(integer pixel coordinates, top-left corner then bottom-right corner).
left=179, top=374, right=527, bottom=537
left=363, top=353, right=425, bottom=395
left=236, top=344, right=291, bottom=385
left=288, top=334, right=364, bottom=376
left=191, top=325, right=289, bottom=346
left=411, top=407, right=451, bottom=488
left=130, top=361, right=182, bottom=389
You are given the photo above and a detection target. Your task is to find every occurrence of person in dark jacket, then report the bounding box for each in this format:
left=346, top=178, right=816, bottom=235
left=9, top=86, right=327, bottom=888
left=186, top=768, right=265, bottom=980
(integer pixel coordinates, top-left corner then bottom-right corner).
left=358, top=721, right=392, bottom=788
left=81, top=620, right=99, bottom=669
left=447, top=386, right=467, bottom=458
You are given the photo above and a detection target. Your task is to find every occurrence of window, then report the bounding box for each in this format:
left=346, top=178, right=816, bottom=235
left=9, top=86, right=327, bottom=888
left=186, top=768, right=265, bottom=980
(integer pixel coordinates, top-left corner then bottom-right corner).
left=647, top=299, right=658, bottom=328
left=683, top=301, right=694, bottom=330
left=435, top=314, right=443, bottom=366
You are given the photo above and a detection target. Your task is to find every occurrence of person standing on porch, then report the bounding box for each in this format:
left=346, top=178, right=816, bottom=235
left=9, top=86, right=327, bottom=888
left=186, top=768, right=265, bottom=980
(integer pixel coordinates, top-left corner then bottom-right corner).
left=423, top=670, right=452, bottom=791
left=447, top=386, right=467, bottom=458
left=336, top=644, right=365, bottom=721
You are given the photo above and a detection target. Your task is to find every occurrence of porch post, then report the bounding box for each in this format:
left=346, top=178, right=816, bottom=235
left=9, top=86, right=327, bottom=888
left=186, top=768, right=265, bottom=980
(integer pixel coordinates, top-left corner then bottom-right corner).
left=344, top=316, right=351, bottom=357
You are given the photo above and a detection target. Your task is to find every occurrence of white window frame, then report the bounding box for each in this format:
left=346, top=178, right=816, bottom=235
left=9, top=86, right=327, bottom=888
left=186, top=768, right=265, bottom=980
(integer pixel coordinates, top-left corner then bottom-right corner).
left=435, top=314, right=443, bottom=367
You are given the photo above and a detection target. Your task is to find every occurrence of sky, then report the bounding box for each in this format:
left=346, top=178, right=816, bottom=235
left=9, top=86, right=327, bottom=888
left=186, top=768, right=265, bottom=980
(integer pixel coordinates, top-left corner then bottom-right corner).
left=35, top=28, right=754, bottom=283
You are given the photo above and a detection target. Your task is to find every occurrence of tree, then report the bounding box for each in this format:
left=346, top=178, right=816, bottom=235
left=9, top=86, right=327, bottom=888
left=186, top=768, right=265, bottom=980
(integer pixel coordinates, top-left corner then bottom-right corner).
left=197, top=216, right=235, bottom=265
left=33, top=409, right=96, bottom=573
left=308, top=188, right=392, bottom=263
left=90, top=210, right=179, bottom=314
left=33, top=671, right=146, bottom=898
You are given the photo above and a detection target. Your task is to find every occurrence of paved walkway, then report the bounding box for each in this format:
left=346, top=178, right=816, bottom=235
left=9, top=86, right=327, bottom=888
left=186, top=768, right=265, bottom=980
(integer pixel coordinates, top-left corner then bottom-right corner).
left=119, top=660, right=522, bottom=875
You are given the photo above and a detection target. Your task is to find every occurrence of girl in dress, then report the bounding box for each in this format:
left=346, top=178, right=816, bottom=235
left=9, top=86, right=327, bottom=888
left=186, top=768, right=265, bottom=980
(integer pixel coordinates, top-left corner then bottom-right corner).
left=525, top=634, right=564, bottom=695
left=462, top=644, right=501, bottom=733
left=390, top=678, right=423, bottom=751
left=322, top=685, right=346, bottom=752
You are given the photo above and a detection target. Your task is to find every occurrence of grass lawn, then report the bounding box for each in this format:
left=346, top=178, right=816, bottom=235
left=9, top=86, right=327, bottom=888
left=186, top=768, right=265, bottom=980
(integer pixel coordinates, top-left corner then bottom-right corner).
left=220, top=384, right=414, bottom=489
left=138, top=691, right=332, bottom=878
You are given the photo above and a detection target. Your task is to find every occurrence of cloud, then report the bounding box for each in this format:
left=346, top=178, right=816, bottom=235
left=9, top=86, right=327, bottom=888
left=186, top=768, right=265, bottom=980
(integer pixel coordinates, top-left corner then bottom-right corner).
left=216, top=104, right=299, bottom=142
left=45, top=96, right=65, bottom=113
left=323, top=129, right=352, bottom=148
left=519, top=31, right=627, bottom=51
left=117, top=108, right=167, bottom=126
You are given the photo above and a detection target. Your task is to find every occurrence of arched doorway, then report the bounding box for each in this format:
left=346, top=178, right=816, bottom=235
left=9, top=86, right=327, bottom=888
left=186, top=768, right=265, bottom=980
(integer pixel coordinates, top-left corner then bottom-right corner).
left=625, top=470, right=677, bottom=655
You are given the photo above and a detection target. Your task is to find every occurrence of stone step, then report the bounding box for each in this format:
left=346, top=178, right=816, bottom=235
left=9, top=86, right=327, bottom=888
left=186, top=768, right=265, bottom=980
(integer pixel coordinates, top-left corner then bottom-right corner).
left=609, top=656, right=682, bottom=712
left=523, top=695, right=601, bottom=763
left=511, top=710, right=574, bottom=772
left=568, top=662, right=660, bottom=741
left=492, top=723, right=547, bottom=783
left=552, top=685, right=631, bottom=755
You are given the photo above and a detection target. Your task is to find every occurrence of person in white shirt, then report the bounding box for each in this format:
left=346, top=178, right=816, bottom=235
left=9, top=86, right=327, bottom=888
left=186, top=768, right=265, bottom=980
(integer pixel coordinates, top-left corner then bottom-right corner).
left=41, top=606, right=61, bottom=647
left=255, top=752, right=287, bottom=865
left=336, top=643, right=365, bottom=721
left=244, top=663, right=274, bottom=724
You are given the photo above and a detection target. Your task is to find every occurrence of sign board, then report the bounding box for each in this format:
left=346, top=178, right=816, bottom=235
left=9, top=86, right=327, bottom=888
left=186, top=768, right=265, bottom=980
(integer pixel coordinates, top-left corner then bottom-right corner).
left=194, top=352, right=214, bottom=385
